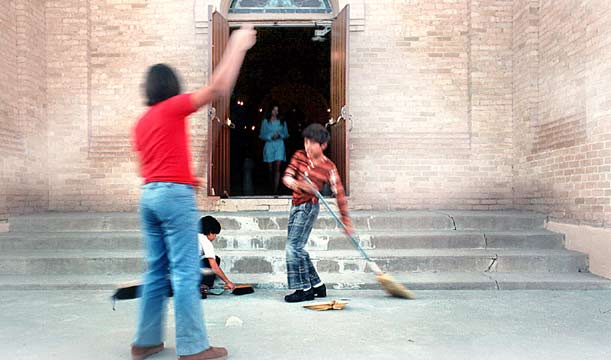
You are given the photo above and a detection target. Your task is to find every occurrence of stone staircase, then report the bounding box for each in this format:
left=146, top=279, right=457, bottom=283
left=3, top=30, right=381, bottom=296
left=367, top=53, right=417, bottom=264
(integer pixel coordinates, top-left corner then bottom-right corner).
left=0, top=211, right=609, bottom=291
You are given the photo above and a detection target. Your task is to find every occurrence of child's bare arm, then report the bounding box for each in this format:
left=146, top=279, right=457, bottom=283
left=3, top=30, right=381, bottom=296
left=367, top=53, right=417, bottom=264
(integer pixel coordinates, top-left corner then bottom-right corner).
left=207, top=258, right=235, bottom=289
left=191, top=25, right=256, bottom=109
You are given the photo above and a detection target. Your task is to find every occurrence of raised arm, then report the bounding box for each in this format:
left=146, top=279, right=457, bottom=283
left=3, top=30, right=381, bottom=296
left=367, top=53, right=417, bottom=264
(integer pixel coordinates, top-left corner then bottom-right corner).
left=191, top=25, right=256, bottom=109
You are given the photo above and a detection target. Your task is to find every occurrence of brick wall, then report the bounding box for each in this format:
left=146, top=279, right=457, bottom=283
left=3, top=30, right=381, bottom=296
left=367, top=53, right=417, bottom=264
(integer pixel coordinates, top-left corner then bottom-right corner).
left=513, top=0, right=611, bottom=227
left=1, top=0, right=608, bottom=226
left=348, top=0, right=513, bottom=210
left=15, top=0, right=516, bottom=212
left=46, top=0, right=208, bottom=211
left=0, top=0, right=17, bottom=221
left=0, top=0, right=48, bottom=218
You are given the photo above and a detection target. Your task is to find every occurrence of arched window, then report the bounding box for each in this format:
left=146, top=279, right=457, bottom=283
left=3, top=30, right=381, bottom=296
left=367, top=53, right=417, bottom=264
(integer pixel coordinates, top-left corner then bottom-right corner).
left=228, top=0, right=333, bottom=14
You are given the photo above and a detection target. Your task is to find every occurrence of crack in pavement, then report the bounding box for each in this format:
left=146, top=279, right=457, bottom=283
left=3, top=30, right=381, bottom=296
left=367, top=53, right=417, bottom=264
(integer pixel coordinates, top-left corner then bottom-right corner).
left=482, top=272, right=501, bottom=290
left=485, top=254, right=498, bottom=272
left=433, top=211, right=457, bottom=230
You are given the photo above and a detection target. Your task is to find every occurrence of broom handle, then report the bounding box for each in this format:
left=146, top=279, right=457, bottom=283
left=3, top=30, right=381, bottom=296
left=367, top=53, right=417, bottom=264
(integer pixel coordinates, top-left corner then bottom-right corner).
left=303, top=175, right=377, bottom=267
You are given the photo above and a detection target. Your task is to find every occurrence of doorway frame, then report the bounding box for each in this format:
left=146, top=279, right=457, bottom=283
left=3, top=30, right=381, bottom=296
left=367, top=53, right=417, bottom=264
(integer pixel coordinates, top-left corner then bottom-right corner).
left=208, top=1, right=350, bottom=196
left=219, top=0, right=341, bottom=19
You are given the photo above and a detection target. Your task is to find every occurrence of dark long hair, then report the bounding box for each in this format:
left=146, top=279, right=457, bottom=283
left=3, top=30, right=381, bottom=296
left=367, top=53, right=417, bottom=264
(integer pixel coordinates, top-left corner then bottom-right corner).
left=267, top=103, right=284, bottom=124
left=144, top=64, right=182, bottom=106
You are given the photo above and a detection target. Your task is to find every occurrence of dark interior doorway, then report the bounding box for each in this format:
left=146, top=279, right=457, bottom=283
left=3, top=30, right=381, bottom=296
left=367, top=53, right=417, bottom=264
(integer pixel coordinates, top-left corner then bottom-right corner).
left=229, top=27, right=331, bottom=197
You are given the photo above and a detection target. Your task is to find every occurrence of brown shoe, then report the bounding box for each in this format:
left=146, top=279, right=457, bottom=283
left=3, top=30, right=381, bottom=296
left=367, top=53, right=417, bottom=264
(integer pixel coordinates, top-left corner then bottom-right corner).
left=131, top=343, right=164, bottom=360
left=178, top=346, right=228, bottom=360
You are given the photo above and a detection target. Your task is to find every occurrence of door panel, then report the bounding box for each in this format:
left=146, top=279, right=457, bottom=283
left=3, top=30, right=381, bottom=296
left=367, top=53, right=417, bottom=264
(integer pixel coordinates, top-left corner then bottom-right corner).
left=329, top=5, right=350, bottom=194
left=208, top=10, right=230, bottom=197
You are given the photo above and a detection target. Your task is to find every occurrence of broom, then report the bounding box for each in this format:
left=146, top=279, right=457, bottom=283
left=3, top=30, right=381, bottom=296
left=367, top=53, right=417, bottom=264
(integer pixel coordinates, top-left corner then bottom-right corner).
left=303, top=176, right=415, bottom=299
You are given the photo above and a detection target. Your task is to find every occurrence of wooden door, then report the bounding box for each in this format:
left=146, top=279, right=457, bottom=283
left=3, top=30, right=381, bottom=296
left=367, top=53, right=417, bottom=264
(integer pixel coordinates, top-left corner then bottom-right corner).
left=208, top=10, right=230, bottom=197
left=329, top=5, right=350, bottom=194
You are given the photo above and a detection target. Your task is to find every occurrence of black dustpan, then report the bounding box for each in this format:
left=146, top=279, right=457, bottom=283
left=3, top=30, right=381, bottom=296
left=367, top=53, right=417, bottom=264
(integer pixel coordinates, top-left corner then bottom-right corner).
left=229, top=284, right=255, bottom=295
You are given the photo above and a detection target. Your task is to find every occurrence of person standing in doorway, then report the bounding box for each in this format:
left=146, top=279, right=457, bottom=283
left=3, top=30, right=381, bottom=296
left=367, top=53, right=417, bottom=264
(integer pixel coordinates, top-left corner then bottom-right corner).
left=259, top=104, right=289, bottom=195
left=130, top=25, right=256, bottom=360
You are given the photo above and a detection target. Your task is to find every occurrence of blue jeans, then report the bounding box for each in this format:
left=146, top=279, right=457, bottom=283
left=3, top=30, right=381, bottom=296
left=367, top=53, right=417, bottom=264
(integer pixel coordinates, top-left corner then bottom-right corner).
left=133, top=182, right=209, bottom=356
left=286, top=202, right=321, bottom=290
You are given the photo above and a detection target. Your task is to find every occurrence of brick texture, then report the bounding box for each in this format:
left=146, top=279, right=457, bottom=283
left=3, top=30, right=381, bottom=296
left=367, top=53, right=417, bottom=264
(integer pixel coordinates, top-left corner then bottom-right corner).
left=0, top=0, right=48, bottom=219
left=349, top=0, right=513, bottom=210
left=513, top=0, right=611, bottom=226
left=46, top=0, right=207, bottom=211
left=0, top=0, right=609, bottom=228
left=0, top=0, right=17, bottom=221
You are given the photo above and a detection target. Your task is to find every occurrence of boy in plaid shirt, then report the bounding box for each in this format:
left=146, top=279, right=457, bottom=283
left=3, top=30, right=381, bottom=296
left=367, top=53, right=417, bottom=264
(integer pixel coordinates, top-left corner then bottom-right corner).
left=282, top=123, right=353, bottom=302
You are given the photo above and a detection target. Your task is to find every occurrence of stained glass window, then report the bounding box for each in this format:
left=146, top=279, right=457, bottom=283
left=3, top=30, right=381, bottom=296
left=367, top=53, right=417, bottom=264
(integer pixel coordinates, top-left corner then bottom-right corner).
left=229, top=0, right=333, bottom=14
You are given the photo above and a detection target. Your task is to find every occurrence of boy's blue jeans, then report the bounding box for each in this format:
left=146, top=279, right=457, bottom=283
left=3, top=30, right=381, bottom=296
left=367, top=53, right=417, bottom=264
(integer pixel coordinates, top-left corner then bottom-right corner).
left=286, top=202, right=322, bottom=290
left=133, top=182, right=209, bottom=356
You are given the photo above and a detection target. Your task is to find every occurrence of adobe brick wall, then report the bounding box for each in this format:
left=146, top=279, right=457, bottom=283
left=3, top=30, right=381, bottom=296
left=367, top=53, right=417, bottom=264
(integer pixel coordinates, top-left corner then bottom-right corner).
left=513, top=0, right=611, bottom=227
left=0, top=0, right=48, bottom=220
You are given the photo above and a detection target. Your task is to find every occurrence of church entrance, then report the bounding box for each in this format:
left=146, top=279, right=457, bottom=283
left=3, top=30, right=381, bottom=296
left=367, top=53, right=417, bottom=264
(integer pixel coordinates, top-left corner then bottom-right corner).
left=207, top=5, right=349, bottom=198
left=229, top=26, right=330, bottom=196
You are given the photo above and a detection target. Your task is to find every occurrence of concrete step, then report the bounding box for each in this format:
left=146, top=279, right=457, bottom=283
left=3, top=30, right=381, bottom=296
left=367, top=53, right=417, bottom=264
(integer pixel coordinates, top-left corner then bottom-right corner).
left=0, top=272, right=608, bottom=291
left=0, top=230, right=565, bottom=251
left=218, top=230, right=564, bottom=251
left=3, top=211, right=596, bottom=292
left=0, top=249, right=588, bottom=275
left=7, top=210, right=547, bottom=232
left=445, top=211, right=547, bottom=231
left=0, top=231, right=143, bottom=251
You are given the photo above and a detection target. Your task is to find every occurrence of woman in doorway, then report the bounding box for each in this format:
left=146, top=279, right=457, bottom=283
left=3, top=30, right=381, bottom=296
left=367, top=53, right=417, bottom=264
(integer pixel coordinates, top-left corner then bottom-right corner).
left=259, top=104, right=289, bottom=195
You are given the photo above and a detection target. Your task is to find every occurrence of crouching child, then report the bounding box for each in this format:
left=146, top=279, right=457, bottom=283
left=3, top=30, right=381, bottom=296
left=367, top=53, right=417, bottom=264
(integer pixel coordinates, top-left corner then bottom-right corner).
left=199, top=216, right=235, bottom=290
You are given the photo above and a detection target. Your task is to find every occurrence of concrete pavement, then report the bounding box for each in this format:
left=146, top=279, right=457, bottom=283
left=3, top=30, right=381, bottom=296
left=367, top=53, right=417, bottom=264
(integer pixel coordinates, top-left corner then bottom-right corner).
left=1, top=289, right=611, bottom=360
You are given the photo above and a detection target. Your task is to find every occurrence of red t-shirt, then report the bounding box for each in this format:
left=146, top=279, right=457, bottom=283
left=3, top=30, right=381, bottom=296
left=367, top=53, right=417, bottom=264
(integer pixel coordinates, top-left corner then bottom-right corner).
left=132, top=93, right=197, bottom=185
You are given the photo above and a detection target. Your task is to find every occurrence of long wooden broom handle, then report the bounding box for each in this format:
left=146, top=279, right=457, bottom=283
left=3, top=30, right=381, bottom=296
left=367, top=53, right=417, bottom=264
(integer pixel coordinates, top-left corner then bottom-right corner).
left=303, top=175, right=375, bottom=264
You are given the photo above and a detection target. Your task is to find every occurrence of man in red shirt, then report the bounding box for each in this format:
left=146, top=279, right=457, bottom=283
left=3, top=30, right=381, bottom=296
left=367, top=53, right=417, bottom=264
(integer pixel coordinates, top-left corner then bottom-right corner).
left=130, top=26, right=255, bottom=360
left=282, top=123, right=354, bottom=302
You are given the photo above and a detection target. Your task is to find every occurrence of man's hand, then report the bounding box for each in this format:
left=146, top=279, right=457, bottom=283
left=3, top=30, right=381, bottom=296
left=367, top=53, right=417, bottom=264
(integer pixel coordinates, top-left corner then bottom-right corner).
left=225, top=281, right=236, bottom=290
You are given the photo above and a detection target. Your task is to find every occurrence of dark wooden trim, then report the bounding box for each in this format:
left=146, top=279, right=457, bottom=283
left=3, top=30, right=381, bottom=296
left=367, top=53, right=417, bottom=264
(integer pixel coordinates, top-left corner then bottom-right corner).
left=208, top=10, right=231, bottom=197
left=330, top=5, right=350, bottom=194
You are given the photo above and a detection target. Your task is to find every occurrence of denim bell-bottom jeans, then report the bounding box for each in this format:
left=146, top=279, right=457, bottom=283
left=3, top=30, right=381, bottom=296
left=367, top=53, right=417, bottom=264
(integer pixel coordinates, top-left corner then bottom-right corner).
left=133, top=182, right=209, bottom=356
left=286, top=202, right=322, bottom=290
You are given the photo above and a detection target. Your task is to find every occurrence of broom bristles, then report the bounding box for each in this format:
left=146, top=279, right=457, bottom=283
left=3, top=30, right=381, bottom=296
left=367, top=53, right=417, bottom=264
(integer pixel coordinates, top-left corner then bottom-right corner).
left=376, top=273, right=416, bottom=299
